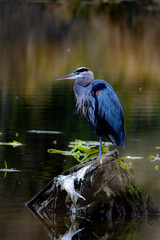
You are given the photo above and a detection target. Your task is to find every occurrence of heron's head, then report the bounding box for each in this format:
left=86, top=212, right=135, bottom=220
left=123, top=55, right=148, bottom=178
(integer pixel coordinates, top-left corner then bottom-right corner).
left=56, top=67, right=94, bottom=86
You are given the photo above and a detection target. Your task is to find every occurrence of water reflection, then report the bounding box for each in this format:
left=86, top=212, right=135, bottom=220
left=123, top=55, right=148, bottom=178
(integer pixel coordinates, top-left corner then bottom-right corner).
left=0, top=1, right=160, bottom=240
left=28, top=205, right=144, bottom=240
left=27, top=202, right=160, bottom=240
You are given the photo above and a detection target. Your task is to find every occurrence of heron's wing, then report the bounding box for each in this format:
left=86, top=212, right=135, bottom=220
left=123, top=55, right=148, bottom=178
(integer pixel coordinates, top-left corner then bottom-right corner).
left=92, top=81, right=126, bottom=146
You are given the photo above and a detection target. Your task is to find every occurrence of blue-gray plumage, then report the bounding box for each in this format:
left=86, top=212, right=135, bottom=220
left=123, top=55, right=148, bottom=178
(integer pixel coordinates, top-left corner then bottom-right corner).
left=57, top=67, right=126, bottom=155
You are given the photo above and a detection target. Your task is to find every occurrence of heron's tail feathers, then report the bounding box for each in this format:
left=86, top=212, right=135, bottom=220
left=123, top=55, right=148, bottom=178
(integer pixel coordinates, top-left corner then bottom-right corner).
left=108, top=128, right=126, bottom=148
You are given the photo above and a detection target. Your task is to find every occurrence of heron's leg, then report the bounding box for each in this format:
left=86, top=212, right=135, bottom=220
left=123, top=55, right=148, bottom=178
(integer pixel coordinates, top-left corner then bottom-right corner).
left=99, top=136, right=102, bottom=156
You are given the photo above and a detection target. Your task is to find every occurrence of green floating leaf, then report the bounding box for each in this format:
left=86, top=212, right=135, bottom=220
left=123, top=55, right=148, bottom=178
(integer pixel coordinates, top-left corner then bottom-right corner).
left=148, top=155, right=160, bottom=171
left=4, top=161, right=7, bottom=170
left=155, top=165, right=159, bottom=171
left=48, top=139, right=111, bottom=162
left=148, top=154, right=160, bottom=162
left=0, top=140, right=24, bottom=148
left=48, top=149, right=72, bottom=156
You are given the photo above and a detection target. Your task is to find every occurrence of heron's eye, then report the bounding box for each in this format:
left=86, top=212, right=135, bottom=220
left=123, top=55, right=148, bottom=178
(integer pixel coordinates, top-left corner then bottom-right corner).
left=76, top=71, right=83, bottom=75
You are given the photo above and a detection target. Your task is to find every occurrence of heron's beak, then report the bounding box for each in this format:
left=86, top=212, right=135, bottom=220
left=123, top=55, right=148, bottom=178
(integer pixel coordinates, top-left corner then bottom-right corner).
left=56, top=72, right=77, bottom=81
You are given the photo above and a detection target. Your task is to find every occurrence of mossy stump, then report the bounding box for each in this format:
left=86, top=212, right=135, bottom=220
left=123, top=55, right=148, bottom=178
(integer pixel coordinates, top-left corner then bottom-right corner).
left=26, top=149, right=144, bottom=219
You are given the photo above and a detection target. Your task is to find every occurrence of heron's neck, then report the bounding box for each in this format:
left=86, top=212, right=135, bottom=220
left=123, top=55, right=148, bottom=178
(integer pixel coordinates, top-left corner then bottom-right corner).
left=74, top=82, right=84, bottom=96
left=73, top=81, right=90, bottom=105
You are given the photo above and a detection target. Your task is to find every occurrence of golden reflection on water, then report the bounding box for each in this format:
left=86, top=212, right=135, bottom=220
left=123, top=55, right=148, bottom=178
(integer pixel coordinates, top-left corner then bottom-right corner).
left=1, top=3, right=160, bottom=93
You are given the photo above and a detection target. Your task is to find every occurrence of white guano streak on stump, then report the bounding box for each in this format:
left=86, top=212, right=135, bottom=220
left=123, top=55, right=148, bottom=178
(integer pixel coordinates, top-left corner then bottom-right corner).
left=59, top=165, right=91, bottom=203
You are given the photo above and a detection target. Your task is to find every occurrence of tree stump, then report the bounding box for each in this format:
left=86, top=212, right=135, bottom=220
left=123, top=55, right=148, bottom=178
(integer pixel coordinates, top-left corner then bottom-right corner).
left=26, top=149, right=145, bottom=220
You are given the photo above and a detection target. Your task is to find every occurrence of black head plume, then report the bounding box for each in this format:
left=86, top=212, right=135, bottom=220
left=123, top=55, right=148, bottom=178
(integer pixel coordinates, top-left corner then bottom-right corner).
left=74, top=67, right=89, bottom=73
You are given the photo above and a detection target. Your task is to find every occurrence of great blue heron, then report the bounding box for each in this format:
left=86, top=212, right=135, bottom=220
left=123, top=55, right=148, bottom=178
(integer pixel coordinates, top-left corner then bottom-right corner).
left=57, top=67, right=126, bottom=155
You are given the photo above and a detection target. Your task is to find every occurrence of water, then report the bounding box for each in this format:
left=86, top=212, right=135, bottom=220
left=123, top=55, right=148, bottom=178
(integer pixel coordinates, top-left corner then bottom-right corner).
left=0, top=1, right=160, bottom=239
